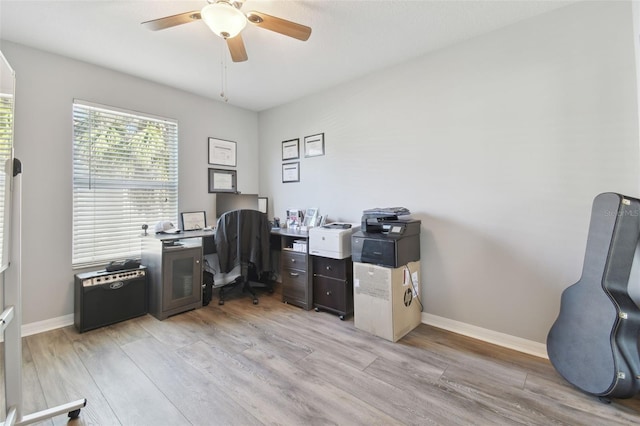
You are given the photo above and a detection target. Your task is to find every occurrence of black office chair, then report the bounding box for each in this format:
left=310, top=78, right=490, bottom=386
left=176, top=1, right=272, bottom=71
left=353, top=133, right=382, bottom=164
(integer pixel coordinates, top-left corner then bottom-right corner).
left=213, top=209, right=273, bottom=305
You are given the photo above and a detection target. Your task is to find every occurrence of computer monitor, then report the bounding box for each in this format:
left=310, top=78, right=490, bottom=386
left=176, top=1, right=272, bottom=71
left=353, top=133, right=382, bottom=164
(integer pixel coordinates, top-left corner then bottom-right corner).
left=216, top=193, right=259, bottom=219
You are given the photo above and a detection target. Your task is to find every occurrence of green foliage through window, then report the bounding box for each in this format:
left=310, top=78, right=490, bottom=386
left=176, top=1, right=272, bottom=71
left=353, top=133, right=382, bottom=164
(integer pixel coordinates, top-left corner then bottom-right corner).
left=72, top=101, right=178, bottom=267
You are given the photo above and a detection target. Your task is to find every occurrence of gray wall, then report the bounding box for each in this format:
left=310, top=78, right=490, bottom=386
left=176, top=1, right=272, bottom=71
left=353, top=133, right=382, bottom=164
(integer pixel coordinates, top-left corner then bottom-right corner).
left=258, top=1, right=640, bottom=343
left=1, top=41, right=259, bottom=325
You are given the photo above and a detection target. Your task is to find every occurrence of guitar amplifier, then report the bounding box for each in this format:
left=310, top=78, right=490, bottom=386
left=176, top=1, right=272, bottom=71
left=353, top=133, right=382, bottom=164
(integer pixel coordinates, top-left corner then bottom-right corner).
left=74, top=266, right=148, bottom=333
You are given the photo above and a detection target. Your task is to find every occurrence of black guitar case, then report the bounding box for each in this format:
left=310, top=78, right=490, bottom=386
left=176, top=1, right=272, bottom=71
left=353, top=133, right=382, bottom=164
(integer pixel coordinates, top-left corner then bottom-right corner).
left=547, top=192, right=640, bottom=399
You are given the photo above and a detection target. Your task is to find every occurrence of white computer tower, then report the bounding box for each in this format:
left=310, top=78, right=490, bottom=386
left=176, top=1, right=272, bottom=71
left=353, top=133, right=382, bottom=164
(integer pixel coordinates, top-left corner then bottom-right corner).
left=353, top=261, right=421, bottom=342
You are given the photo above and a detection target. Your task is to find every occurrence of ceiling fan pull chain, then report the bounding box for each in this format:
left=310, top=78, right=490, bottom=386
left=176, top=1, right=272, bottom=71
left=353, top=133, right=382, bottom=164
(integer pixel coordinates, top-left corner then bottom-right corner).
left=220, top=48, right=229, bottom=103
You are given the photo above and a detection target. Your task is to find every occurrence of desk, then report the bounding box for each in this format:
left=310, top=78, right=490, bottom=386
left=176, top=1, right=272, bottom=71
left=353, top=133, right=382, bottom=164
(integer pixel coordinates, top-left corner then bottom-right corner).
left=141, top=230, right=215, bottom=320
left=271, top=228, right=313, bottom=310
left=143, top=228, right=311, bottom=315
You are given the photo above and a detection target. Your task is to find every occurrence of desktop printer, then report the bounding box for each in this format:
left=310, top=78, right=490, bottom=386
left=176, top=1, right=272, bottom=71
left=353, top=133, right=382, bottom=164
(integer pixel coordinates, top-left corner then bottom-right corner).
left=309, top=223, right=360, bottom=259
left=351, top=208, right=420, bottom=268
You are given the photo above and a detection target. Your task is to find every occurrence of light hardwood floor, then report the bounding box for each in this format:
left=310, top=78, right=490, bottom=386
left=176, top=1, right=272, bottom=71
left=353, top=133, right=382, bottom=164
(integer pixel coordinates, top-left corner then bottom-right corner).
left=2, top=285, right=640, bottom=425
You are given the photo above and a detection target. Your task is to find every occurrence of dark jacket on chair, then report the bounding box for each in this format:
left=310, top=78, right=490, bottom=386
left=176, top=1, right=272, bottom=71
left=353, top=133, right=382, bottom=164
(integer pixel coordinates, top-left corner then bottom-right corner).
left=215, top=209, right=271, bottom=274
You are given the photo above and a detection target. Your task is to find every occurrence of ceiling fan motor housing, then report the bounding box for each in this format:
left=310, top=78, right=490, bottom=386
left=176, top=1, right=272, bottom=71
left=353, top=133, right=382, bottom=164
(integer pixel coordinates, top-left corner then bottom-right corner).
left=201, top=0, right=247, bottom=39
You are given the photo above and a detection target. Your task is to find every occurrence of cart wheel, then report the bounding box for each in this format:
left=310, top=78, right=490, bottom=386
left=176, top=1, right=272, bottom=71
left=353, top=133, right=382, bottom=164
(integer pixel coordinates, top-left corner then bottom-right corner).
left=68, top=408, right=81, bottom=419
left=339, top=315, right=345, bottom=321
left=218, top=300, right=224, bottom=305
left=253, top=298, right=259, bottom=305
left=314, top=307, right=319, bottom=312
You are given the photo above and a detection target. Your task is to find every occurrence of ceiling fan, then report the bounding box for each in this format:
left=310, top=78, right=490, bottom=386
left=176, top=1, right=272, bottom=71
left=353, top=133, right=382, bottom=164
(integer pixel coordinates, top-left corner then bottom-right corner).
left=141, top=0, right=312, bottom=63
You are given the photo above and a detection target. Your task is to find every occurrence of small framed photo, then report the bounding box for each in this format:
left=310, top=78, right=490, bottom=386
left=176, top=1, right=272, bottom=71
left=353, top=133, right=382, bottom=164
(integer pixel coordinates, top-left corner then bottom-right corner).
left=302, top=208, right=319, bottom=227
left=181, top=211, right=206, bottom=231
left=208, top=137, right=237, bottom=167
left=282, top=162, right=300, bottom=183
left=304, top=133, right=324, bottom=157
left=208, top=168, right=237, bottom=193
left=282, top=138, right=300, bottom=161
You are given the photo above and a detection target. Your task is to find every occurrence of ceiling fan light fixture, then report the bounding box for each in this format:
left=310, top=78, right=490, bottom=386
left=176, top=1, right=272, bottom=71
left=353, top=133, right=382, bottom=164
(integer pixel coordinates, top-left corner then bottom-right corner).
left=201, top=1, right=247, bottom=39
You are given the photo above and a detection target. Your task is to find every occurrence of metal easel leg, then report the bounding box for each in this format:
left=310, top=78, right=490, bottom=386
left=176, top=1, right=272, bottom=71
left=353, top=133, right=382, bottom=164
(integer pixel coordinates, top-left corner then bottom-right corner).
left=2, top=160, right=87, bottom=426
left=15, top=399, right=87, bottom=425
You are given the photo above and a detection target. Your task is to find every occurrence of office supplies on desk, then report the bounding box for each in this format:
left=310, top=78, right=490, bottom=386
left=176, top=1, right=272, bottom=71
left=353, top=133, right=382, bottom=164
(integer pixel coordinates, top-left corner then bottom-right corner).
left=181, top=211, right=206, bottom=231
left=286, top=208, right=304, bottom=228
left=302, top=207, right=319, bottom=228
left=293, top=240, right=307, bottom=253
left=154, top=220, right=179, bottom=234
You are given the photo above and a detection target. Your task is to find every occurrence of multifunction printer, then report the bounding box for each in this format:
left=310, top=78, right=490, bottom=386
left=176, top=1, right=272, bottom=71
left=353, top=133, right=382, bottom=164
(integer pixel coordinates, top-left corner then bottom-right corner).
left=309, top=223, right=360, bottom=259
left=351, top=208, right=420, bottom=268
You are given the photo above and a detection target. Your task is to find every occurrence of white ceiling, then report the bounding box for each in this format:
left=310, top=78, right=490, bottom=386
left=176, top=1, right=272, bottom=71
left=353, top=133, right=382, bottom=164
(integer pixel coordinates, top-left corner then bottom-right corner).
left=0, top=0, right=574, bottom=111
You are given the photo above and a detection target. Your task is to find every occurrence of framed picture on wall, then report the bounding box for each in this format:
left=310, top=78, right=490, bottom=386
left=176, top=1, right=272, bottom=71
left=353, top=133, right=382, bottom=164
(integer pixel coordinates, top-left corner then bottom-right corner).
left=208, top=137, right=237, bottom=167
left=282, top=138, right=300, bottom=161
left=282, top=162, right=300, bottom=183
left=208, top=168, right=237, bottom=193
left=304, top=133, right=324, bottom=157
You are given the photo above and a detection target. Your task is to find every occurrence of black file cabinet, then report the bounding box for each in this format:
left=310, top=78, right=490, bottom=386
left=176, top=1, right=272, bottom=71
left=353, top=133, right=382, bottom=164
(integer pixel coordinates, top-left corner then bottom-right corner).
left=312, top=256, right=353, bottom=320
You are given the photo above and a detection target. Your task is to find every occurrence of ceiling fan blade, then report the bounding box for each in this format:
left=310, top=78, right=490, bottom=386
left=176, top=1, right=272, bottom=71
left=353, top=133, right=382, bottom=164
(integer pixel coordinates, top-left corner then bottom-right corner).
left=141, top=11, right=202, bottom=31
left=246, top=11, right=311, bottom=41
left=227, top=34, right=248, bottom=62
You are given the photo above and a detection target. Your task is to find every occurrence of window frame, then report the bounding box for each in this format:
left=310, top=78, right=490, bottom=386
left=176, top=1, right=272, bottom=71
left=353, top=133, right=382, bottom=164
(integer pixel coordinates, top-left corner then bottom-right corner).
left=0, top=91, right=14, bottom=272
left=72, top=100, right=178, bottom=268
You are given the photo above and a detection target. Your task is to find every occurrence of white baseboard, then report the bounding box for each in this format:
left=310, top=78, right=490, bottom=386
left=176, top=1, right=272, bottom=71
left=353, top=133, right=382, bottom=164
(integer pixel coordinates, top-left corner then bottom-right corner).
left=21, top=314, right=74, bottom=337
left=18, top=313, right=548, bottom=359
left=422, top=313, right=548, bottom=359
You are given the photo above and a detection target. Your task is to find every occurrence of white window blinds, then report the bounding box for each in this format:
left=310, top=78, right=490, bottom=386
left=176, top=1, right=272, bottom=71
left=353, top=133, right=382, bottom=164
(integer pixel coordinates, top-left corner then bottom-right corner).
left=0, top=94, right=13, bottom=268
left=72, top=100, right=178, bottom=267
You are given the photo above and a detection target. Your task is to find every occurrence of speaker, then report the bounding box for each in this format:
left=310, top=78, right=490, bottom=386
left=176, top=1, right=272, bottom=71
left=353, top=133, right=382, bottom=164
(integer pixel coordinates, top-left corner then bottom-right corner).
left=74, top=267, right=148, bottom=333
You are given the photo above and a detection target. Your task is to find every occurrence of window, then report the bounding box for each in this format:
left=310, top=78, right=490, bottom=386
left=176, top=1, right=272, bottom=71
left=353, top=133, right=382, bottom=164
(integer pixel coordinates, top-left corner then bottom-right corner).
left=72, top=100, right=178, bottom=267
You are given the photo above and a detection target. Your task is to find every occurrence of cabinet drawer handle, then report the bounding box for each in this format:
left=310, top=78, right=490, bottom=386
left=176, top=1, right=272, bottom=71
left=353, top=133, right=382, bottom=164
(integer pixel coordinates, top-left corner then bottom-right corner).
left=289, top=272, right=299, bottom=277
left=326, top=266, right=331, bottom=271
left=326, top=291, right=331, bottom=296
left=290, top=259, right=296, bottom=263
